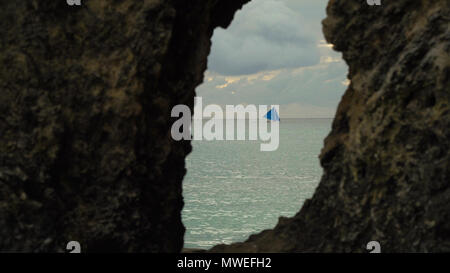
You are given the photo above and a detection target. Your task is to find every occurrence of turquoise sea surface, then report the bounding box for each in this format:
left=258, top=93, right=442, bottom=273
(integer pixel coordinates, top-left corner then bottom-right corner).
left=182, top=118, right=333, bottom=249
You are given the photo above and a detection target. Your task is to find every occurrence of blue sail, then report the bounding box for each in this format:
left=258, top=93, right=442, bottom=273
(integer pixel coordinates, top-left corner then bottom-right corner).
left=264, top=108, right=280, bottom=121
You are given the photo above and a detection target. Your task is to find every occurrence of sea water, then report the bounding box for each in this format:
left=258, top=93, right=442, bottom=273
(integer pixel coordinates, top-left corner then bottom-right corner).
left=182, top=118, right=333, bottom=249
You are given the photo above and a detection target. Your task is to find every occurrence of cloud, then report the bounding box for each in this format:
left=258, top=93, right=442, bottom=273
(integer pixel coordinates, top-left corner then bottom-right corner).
left=196, top=0, right=348, bottom=118
left=208, top=0, right=322, bottom=76
left=198, top=60, right=348, bottom=115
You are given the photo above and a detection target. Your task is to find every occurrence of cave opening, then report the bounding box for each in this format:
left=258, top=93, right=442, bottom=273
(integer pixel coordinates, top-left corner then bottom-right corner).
left=182, top=0, right=349, bottom=250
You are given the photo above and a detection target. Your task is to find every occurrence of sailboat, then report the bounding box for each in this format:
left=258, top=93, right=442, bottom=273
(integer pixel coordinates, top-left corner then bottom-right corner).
left=264, top=107, right=280, bottom=122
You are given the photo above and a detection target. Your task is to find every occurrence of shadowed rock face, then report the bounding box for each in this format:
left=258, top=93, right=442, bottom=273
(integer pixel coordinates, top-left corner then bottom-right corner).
left=0, top=0, right=249, bottom=252
left=210, top=0, right=450, bottom=253
left=1, top=0, right=448, bottom=253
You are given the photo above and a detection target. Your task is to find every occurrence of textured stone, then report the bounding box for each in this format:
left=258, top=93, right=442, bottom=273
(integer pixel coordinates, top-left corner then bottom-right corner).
left=0, top=0, right=249, bottom=252
left=1, top=0, right=448, bottom=253
left=210, top=0, right=450, bottom=253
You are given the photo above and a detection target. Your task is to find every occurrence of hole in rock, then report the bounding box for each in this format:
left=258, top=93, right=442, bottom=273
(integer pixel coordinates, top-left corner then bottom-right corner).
left=182, top=0, right=348, bottom=250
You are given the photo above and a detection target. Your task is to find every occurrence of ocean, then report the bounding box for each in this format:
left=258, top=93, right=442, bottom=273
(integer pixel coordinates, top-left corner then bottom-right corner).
left=182, top=118, right=333, bottom=249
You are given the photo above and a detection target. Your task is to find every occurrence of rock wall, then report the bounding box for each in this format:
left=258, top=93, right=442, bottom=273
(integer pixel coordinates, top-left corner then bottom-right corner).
left=1, top=0, right=448, bottom=253
left=0, top=0, right=249, bottom=252
left=211, top=0, right=450, bottom=252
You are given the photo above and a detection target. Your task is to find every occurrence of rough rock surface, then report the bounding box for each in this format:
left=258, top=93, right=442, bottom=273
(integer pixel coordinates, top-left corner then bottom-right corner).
left=1, top=0, right=449, bottom=253
left=0, top=0, right=249, bottom=252
left=210, top=0, right=450, bottom=252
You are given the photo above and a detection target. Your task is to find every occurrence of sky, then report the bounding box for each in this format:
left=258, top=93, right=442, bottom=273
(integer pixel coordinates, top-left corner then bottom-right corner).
left=196, top=0, right=349, bottom=118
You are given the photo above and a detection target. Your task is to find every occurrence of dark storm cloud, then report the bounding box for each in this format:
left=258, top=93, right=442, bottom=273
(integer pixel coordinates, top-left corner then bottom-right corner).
left=208, top=0, right=323, bottom=76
